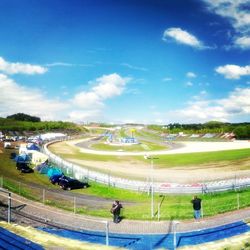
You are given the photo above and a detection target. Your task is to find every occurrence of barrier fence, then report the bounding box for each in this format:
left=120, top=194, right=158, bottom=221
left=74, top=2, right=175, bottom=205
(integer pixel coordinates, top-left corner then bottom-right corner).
left=0, top=187, right=110, bottom=245
left=1, top=176, right=250, bottom=221
left=43, top=140, right=250, bottom=194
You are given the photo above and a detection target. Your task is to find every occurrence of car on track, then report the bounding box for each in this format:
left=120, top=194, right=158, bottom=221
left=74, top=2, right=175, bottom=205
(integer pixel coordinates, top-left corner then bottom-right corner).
left=58, top=176, right=89, bottom=190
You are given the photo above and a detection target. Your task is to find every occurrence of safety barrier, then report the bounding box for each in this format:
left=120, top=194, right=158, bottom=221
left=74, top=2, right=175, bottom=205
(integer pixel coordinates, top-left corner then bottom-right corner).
left=43, top=140, right=250, bottom=194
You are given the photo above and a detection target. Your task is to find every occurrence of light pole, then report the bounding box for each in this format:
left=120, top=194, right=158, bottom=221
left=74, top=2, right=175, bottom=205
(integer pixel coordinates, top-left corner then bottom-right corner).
left=144, top=154, right=157, bottom=218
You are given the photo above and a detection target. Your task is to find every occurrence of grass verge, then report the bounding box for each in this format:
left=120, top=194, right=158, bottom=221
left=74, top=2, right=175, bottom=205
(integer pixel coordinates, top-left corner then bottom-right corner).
left=1, top=148, right=250, bottom=220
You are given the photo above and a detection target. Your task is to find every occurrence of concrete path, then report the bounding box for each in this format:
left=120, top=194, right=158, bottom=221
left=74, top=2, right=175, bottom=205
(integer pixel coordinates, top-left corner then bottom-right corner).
left=1, top=192, right=250, bottom=235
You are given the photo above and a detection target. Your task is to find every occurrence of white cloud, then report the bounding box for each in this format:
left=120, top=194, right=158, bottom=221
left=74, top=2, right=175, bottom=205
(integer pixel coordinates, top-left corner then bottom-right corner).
left=69, top=73, right=131, bottom=122
left=121, top=63, right=147, bottom=71
left=0, top=72, right=131, bottom=122
left=203, top=0, right=250, bottom=31
left=45, top=62, right=73, bottom=67
left=215, top=64, right=250, bottom=79
left=45, top=62, right=93, bottom=67
left=0, top=57, right=47, bottom=75
left=234, top=36, right=250, bottom=49
left=72, top=92, right=103, bottom=109
left=186, top=72, right=197, bottom=78
left=68, top=110, right=103, bottom=122
left=0, top=74, right=67, bottom=120
left=162, top=27, right=207, bottom=49
left=92, top=73, right=130, bottom=99
left=167, top=87, right=250, bottom=123
left=218, top=87, right=250, bottom=114
left=185, top=81, right=194, bottom=87
left=202, top=0, right=250, bottom=49
left=162, top=77, right=172, bottom=82
left=72, top=73, right=131, bottom=109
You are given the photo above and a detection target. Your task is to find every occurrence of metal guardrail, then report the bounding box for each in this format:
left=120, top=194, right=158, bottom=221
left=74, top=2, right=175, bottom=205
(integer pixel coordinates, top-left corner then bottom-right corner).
left=43, top=140, right=250, bottom=194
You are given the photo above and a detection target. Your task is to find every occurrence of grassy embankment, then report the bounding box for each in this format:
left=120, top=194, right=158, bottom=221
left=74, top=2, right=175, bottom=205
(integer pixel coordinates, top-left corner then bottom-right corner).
left=1, top=147, right=250, bottom=220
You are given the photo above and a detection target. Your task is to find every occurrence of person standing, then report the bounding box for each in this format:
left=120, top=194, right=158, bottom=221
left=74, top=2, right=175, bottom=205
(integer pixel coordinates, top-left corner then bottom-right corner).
left=111, top=200, right=123, bottom=223
left=191, top=196, right=202, bottom=220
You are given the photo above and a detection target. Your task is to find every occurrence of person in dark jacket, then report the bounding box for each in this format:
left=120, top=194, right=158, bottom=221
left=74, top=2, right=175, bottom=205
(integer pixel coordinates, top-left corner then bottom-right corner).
left=191, top=196, right=202, bottom=220
left=111, top=200, right=123, bottom=223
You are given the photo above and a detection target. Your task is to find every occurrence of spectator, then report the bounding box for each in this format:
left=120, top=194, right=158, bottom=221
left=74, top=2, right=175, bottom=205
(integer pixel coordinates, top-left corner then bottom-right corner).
left=191, top=196, right=202, bottom=220
left=110, top=200, right=123, bottom=223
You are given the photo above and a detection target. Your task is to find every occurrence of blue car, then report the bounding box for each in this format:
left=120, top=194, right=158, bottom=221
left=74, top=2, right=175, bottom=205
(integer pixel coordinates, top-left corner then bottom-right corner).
left=49, top=174, right=65, bottom=185
left=59, top=176, right=89, bottom=190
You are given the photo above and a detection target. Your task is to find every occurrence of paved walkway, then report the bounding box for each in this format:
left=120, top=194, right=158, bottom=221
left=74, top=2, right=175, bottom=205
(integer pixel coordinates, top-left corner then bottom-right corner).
left=1, top=192, right=250, bottom=235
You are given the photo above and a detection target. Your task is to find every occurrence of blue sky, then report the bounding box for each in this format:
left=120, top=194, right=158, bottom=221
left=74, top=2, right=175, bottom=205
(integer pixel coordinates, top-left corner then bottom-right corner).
left=0, top=0, right=249, bottom=124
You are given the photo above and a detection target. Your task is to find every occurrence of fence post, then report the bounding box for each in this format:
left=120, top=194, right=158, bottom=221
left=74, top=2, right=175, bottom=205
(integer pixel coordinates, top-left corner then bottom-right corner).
left=158, top=202, right=160, bottom=221
left=237, top=193, right=240, bottom=210
left=172, top=221, right=180, bottom=250
left=201, top=201, right=204, bottom=218
left=43, top=189, right=45, bottom=204
left=19, top=182, right=21, bottom=195
left=0, top=176, right=3, bottom=188
left=74, top=197, right=76, bottom=214
left=8, top=192, right=11, bottom=224
left=105, top=221, right=109, bottom=246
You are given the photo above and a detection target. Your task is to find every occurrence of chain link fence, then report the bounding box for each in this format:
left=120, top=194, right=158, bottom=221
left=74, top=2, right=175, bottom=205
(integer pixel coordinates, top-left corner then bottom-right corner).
left=1, top=176, right=250, bottom=222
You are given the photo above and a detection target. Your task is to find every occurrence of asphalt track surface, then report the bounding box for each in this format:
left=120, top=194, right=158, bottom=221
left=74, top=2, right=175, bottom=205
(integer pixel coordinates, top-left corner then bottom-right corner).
left=74, top=137, right=250, bottom=156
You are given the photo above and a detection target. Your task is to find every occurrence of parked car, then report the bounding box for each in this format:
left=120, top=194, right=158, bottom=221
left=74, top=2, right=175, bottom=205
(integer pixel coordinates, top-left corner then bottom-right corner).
left=16, top=162, right=34, bottom=173
left=50, top=174, right=65, bottom=185
left=59, top=176, right=89, bottom=190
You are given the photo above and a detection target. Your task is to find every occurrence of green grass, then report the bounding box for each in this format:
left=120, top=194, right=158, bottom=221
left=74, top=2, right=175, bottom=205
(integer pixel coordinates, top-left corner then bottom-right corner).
left=90, top=140, right=166, bottom=152
left=50, top=140, right=250, bottom=169
left=135, top=129, right=162, bottom=141
left=1, top=148, right=250, bottom=220
left=149, top=148, right=250, bottom=168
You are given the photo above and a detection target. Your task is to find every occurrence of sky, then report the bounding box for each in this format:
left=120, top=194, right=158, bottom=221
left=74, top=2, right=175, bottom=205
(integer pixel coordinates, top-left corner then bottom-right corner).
left=0, top=0, right=250, bottom=124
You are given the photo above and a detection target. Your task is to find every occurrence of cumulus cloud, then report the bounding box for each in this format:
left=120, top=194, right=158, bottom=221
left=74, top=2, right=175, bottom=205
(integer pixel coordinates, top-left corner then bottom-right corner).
left=202, top=0, right=250, bottom=49
left=234, top=36, right=250, bottom=49
left=215, top=64, right=250, bottom=79
left=68, top=110, right=103, bottom=122
left=72, top=73, right=131, bottom=109
left=0, top=72, right=130, bottom=122
left=0, top=74, right=67, bottom=120
left=0, top=57, right=47, bottom=75
left=203, top=0, right=250, bottom=31
left=167, top=87, right=250, bottom=123
left=186, top=72, right=197, bottom=78
left=73, top=92, right=103, bottom=109
left=162, top=27, right=207, bottom=49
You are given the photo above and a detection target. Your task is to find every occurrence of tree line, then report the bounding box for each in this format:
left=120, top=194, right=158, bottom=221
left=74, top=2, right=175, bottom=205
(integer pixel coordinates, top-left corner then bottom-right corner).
left=0, top=113, right=87, bottom=134
left=148, top=121, right=250, bottom=139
